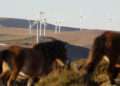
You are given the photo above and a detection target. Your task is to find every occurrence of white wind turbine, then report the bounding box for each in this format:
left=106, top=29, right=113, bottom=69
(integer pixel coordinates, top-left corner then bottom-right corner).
left=36, top=20, right=39, bottom=43
left=28, top=19, right=40, bottom=43
left=80, top=16, right=83, bottom=30
left=58, top=20, right=61, bottom=33
left=55, top=21, right=58, bottom=33
left=28, top=20, right=32, bottom=35
left=39, top=11, right=45, bottom=37
left=43, top=18, right=47, bottom=36
left=54, top=19, right=62, bottom=33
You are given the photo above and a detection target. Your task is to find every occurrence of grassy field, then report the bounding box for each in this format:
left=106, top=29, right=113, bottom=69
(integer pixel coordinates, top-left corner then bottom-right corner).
left=0, top=27, right=103, bottom=47
left=0, top=27, right=110, bottom=86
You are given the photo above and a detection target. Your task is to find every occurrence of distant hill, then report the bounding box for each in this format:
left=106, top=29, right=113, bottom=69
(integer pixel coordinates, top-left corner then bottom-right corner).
left=0, top=17, right=80, bottom=31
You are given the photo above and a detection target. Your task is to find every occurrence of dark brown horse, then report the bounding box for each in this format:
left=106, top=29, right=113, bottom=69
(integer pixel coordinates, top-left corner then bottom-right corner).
left=0, top=37, right=70, bottom=86
left=85, top=31, right=120, bottom=85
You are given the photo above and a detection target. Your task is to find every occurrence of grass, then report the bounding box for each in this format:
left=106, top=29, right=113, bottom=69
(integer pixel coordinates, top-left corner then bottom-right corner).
left=0, top=33, right=35, bottom=45
left=35, top=58, right=116, bottom=86
left=0, top=28, right=117, bottom=86
left=35, top=59, right=87, bottom=86
left=36, top=69, right=82, bottom=86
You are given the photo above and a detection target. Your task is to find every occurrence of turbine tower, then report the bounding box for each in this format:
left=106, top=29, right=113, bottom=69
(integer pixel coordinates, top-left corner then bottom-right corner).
left=55, top=19, right=63, bottom=33
left=28, top=20, right=32, bottom=35
left=28, top=19, right=40, bottom=43
left=58, top=20, right=61, bottom=33
left=43, top=18, right=47, bottom=36
left=36, top=21, right=39, bottom=43
left=55, top=21, right=58, bottom=33
left=80, top=16, right=83, bottom=31
left=39, top=11, right=45, bottom=37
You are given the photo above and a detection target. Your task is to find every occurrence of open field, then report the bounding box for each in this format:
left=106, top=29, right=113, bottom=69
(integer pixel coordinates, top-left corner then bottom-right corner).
left=0, top=27, right=104, bottom=60
left=0, top=27, right=104, bottom=47
left=1, top=27, right=115, bottom=86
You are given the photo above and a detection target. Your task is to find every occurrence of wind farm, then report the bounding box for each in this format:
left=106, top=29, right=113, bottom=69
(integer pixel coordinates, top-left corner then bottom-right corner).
left=0, top=13, right=119, bottom=86
left=0, top=0, right=120, bottom=85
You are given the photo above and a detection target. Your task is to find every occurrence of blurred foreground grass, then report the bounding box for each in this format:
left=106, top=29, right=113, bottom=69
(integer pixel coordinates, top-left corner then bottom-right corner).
left=35, top=59, right=86, bottom=86
left=35, top=58, right=120, bottom=86
left=36, top=69, right=82, bottom=86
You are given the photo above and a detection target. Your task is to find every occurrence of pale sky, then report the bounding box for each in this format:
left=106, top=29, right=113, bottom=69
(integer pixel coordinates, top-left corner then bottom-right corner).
left=0, top=0, right=120, bottom=31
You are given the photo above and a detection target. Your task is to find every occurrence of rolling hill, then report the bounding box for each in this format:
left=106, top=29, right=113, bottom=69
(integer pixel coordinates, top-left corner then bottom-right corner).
left=0, top=17, right=80, bottom=31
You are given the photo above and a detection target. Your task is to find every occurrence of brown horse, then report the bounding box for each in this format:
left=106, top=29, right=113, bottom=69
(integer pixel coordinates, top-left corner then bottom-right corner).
left=85, top=31, right=120, bottom=85
left=0, top=37, right=70, bottom=86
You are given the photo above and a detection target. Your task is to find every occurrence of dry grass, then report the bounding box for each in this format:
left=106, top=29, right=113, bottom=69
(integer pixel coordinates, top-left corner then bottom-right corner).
left=35, top=58, right=113, bottom=86
left=35, top=65, right=82, bottom=86
left=0, top=27, right=104, bottom=47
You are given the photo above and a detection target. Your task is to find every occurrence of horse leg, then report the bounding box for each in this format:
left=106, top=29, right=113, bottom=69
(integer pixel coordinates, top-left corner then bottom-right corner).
left=27, top=78, right=33, bottom=86
left=0, top=71, right=11, bottom=86
left=7, top=59, right=21, bottom=86
left=108, top=65, right=119, bottom=84
left=27, top=77, right=40, bottom=86
left=0, top=71, right=10, bottom=79
left=107, top=54, right=119, bottom=85
left=7, top=68, right=19, bottom=86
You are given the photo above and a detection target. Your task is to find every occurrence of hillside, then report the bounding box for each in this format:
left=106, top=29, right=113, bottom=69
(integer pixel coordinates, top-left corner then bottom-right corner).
left=0, top=17, right=80, bottom=31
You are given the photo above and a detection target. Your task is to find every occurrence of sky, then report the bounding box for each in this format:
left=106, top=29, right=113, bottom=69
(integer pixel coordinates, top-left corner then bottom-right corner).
left=0, top=0, right=120, bottom=31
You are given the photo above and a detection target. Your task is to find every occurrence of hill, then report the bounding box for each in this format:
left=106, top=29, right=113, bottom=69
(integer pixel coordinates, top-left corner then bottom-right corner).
left=0, top=17, right=80, bottom=31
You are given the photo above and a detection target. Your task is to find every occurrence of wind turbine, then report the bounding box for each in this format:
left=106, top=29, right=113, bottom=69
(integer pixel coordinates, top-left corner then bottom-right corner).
left=55, top=19, right=62, bottom=33
left=36, top=20, right=39, bottom=43
left=55, top=21, right=58, bottom=33
left=26, top=17, right=32, bottom=34
left=28, top=20, right=37, bottom=35
left=39, top=11, right=45, bottom=37
left=28, top=19, right=40, bottom=43
left=80, top=16, right=83, bottom=30
left=28, top=20, right=32, bottom=35
left=43, top=18, right=47, bottom=36
left=58, top=20, right=61, bottom=33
